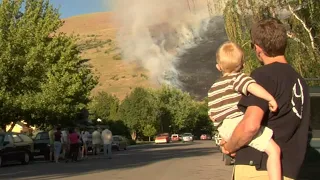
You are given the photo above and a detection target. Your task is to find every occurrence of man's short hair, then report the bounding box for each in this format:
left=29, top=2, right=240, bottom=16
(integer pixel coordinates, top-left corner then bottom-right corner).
left=251, top=18, right=287, bottom=57
left=216, top=41, right=244, bottom=73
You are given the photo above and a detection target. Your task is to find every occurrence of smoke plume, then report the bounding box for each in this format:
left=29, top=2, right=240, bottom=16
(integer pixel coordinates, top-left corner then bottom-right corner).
left=110, top=0, right=226, bottom=87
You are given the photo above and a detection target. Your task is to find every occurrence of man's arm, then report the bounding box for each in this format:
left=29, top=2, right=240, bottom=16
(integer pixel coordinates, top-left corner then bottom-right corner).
left=223, top=105, right=265, bottom=153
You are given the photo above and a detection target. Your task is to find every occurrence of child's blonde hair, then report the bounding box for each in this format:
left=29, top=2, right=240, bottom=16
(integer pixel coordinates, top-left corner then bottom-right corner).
left=216, top=41, right=244, bottom=73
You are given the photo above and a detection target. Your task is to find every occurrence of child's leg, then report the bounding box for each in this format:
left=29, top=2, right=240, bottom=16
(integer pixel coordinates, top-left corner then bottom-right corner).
left=265, top=139, right=281, bottom=180
left=248, top=126, right=281, bottom=180
left=217, top=116, right=243, bottom=142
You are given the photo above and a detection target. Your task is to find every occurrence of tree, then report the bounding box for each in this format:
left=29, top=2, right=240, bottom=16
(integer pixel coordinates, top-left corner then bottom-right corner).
left=118, top=87, right=159, bottom=140
left=143, top=124, right=157, bottom=141
left=156, top=85, right=194, bottom=133
left=0, top=0, right=97, bottom=129
left=192, top=99, right=213, bottom=137
left=88, top=91, right=120, bottom=123
left=221, top=0, right=320, bottom=84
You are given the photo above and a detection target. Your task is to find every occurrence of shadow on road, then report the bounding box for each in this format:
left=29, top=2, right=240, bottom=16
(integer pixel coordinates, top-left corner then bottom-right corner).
left=130, top=141, right=201, bottom=150
left=0, top=142, right=220, bottom=180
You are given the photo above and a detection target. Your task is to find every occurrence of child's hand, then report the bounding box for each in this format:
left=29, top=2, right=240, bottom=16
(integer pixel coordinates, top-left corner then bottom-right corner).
left=269, top=99, right=278, bottom=112
left=209, top=115, right=215, bottom=122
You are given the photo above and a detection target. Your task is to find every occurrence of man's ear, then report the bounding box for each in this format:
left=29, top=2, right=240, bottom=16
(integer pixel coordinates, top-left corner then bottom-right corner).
left=255, top=44, right=264, bottom=54
left=216, top=64, right=222, bottom=72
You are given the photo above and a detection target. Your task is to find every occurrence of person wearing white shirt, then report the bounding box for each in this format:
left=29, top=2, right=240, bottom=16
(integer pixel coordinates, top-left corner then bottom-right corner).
left=81, top=129, right=90, bottom=159
left=92, top=128, right=102, bottom=155
left=101, top=128, right=113, bottom=159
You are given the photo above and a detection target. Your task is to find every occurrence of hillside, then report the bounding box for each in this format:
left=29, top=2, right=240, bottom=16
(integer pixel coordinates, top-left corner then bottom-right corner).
left=59, top=12, right=157, bottom=100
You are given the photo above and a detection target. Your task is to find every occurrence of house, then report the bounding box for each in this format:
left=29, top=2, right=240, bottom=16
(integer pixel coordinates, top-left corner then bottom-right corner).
left=6, top=121, right=35, bottom=134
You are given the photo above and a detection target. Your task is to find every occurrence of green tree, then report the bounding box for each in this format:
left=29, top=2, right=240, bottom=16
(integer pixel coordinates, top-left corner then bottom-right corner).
left=0, top=0, right=97, bottom=129
left=88, top=91, right=120, bottom=123
left=118, top=87, right=159, bottom=140
left=143, top=124, right=157, bottom=141
left=156, top=85, right=194, bottom=133
left=221, top=0, right=320, bottom=84
left=192, top=99, right=213, bottom=137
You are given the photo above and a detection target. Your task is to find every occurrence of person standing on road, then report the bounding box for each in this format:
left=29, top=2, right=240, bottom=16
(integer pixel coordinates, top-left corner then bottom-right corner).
left=53, top=126, right=62, bottom=163
left=75, top=127, right=82, bottom=160
left=102, top=127, right=113, bottom=159
left=220, top=18, right=310, bottom=180
left=81, top=128, right=90, bottom=159
left=67, top=128, right=80, bottom=162
left=61, top=129, right=69, bottom=160
left=48, top=126, right=55, bottom=162
left=92, top=128, right=102, bottom=155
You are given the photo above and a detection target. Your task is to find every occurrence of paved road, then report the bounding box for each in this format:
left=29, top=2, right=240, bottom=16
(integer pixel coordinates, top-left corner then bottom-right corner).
left=0, top=141, right=233, bottom=180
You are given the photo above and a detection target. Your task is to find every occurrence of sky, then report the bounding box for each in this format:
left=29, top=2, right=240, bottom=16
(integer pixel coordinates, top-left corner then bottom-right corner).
left=50, top=0, right=111, bottom=18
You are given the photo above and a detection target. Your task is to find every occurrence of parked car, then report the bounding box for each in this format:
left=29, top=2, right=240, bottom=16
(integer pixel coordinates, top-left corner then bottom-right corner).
left=200, top=134, right=212, bottom=140
left=155, top=133, right=170, bottom=144
left=0, top=132, right=34, bottom=166
left=171, top=134, right=180, bottom=142
left=182, top=133, right=194, bottom=142
left=33, top=131, right=51, bottom=160
left=112, top=135, right=128, bottom=151
left=33, top=131, right=66, bottom=159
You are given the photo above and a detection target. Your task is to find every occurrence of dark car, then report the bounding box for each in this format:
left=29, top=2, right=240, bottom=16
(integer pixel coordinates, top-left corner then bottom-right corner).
left=112, top=135, right=128, bottom=151
left=33, top=132, right=51, bottom=160
left=33, top=131, right=67, bottom=159
left=0, top=132, right=34, bottom=166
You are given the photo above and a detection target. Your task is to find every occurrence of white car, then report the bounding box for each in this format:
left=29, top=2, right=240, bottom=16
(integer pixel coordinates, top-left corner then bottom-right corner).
left=182, top=133, right=194, bottom=142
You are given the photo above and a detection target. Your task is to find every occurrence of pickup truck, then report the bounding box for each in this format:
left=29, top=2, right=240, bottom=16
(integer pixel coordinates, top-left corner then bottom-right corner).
left=298, top=86, right=320, bottom=179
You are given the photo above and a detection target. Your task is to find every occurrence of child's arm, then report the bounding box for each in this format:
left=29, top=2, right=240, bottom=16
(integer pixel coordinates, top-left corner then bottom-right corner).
left=233, top=73, right=278, bottom=112
left=247, top=83, right=278, bottom=112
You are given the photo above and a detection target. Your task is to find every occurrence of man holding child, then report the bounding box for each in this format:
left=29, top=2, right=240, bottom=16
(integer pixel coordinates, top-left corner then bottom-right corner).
left=209, top=18, right=310, bottom=180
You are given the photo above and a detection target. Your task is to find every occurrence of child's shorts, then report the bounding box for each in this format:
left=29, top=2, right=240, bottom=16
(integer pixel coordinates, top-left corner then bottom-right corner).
left=217, top=115, right=273, bottom=152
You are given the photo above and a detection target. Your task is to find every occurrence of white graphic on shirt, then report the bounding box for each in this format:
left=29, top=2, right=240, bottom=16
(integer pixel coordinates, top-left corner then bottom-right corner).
left=291, top=78, right=304, bottom=119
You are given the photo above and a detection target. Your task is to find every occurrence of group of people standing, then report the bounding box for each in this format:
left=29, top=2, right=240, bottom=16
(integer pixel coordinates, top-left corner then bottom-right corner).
left=47, top=126, right=113, bottom=163
left=91, top=128, right=113, bottom=159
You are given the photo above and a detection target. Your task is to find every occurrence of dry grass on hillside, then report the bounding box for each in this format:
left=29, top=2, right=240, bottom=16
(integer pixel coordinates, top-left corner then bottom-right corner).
left=59, top=12, right=158, bottom=100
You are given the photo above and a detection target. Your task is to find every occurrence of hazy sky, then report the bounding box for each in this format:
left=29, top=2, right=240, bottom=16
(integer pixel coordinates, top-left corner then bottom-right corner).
left=50, top=0, right=110, bottom=18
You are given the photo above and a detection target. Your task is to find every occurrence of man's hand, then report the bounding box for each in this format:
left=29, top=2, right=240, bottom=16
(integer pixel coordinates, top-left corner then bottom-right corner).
left=219, top=139, right=236, bottom=157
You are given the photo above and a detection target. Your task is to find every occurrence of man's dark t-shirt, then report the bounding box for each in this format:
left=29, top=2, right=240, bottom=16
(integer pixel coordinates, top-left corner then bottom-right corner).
left=236, top=62, right=310, bottom=179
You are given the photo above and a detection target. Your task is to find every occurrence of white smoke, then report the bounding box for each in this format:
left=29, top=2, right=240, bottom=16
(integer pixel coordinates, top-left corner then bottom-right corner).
left=110, top=0, right=227, bottom=86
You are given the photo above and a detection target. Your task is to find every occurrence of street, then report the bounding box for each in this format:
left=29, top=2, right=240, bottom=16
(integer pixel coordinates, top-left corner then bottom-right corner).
left=0, top=141, right=233, bottom=180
